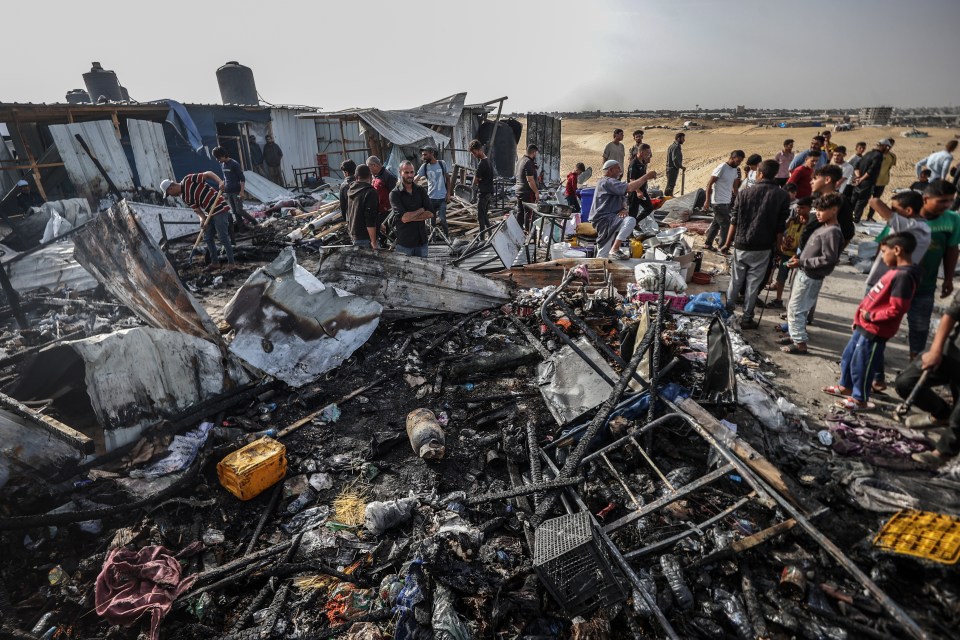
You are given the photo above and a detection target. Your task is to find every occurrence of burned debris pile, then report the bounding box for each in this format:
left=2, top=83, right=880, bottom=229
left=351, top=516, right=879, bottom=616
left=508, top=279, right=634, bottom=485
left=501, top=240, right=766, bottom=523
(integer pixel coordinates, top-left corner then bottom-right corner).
left=0, top=206, right=957, bottom=640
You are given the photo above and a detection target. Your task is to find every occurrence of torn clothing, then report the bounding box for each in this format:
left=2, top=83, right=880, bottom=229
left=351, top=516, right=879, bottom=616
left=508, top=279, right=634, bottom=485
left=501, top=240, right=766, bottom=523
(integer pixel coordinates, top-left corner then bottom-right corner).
left=95, top=545, right=199, bottom=640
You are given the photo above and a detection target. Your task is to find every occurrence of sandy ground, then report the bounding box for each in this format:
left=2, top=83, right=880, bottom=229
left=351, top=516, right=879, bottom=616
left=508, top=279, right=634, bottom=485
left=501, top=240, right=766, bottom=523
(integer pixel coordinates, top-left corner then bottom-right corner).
left=557, top=116, right=956, bottom=194
left=551, top=117, right=958, bottom=419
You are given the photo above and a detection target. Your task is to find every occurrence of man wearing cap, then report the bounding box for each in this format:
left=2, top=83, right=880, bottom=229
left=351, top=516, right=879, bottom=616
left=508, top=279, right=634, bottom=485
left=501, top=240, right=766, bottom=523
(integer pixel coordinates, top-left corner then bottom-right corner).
left=367, top=156, right=397, bottom=225
left=851, top=140, right=891, bottom=223
left=416, top=146, right=452, bottom=236
left=593, top=159, right=656, bottom=259
left=160, top=172, right=235, bottom=269
left=262, top=135, right=283, bottom=185
left=15, top=179, right=44, bottom=214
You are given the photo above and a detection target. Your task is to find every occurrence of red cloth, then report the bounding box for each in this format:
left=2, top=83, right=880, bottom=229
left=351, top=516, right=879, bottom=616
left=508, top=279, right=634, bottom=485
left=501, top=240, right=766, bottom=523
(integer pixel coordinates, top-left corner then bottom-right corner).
left=565, top=172, right=578, bottom=197
left=787, top=166, right=813, bottom=198
left=372, top=178, right=391, bottom=214
left=95, top=545, right=198, bottom=640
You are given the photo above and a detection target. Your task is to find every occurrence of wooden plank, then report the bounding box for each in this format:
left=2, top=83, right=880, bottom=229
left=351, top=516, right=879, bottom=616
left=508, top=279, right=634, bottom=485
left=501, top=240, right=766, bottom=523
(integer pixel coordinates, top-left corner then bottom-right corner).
left=677, top=397, right=822, bottom=514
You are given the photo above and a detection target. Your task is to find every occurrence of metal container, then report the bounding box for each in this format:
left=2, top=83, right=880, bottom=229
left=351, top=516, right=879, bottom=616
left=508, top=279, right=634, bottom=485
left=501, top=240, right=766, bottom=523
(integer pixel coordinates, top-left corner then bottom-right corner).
left=406, top=408, right=445, bottom=460
left=65, top=89, right=90, bottom=104
left=83, top=62, right=123, bottom=103
left=216, top=61, right=258, bottom=106
left=217, top=437, right=287, bottom=500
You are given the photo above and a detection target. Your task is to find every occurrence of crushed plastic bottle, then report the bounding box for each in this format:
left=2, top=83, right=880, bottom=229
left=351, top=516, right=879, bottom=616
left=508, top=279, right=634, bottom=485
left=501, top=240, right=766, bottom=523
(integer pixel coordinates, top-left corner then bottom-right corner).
left=660, top=554, right=693, bottom=610
left=817, top=430, right=834, bottom=446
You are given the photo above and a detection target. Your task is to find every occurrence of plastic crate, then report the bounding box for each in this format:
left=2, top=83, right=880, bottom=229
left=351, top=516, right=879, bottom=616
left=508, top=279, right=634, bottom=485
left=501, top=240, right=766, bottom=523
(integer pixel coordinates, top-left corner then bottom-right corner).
left=873, top=509, right=960, bottom=565
left=533, top=512, right=627, bottom=616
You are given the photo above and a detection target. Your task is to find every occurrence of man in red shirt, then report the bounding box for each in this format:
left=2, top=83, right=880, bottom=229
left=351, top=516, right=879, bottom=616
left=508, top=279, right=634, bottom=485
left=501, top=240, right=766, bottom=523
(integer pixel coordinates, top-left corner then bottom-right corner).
left=787, top=151, right=820, bottom=199
left=564, top=163, right=585, bottom=212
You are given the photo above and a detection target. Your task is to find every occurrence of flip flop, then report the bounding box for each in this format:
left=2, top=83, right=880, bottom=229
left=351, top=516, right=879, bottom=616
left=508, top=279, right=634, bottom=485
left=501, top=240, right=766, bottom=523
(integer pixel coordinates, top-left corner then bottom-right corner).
left=780, top=343, right=808, bottom=354
left=821, top=385, right=850, bottom=398
left=835, top=397, right=876, bottom=411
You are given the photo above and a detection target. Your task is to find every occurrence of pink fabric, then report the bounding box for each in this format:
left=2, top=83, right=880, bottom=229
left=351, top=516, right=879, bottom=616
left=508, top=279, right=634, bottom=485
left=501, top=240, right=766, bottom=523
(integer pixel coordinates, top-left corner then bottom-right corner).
left=95, top=545, right=198, bottom=640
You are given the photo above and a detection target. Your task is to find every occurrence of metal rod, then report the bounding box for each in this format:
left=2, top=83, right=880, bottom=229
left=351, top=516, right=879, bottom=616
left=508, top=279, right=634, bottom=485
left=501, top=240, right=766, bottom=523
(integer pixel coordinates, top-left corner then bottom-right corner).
left=647, top=265, right=666, bottom=424
left=74, top=133, right=122, bottom=200
left=579, top=413, right=683, bottom=464
left=664, top=399, right=930, bottom=640
left=538, top=449, right=680, bottom=640
left=602, top=463, right=734, bottom=534
left=624, top=495, right=753, bottom=560
left=464, top=476, right=583, bottom=506
left=526, top=420, right=543, bottom=507
left=629, top=434, right=674, bottom=491
left=600, top=452, right=640, bottom=507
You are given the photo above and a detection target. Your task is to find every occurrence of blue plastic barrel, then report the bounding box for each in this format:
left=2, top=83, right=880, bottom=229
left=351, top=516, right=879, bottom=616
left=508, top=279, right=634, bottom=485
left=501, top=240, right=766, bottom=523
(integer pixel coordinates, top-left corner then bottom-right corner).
left=577, top=187, right=595, bottom=221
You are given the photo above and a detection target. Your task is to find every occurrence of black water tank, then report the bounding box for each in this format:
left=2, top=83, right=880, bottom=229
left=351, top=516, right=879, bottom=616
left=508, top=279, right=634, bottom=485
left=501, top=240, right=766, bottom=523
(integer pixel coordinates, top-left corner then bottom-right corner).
left=216, top=61, right=258, bottom=106
left=65, top=89, right=90, bottom=104
left=83, top=62, right=123, bottom=103
left=119, top=86, right=130, bottom=101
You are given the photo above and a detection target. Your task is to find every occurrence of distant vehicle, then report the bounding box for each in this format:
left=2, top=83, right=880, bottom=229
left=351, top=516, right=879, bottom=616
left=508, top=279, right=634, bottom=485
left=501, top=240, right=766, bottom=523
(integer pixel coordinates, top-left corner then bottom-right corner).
left=834, top=123, right=852, bottom=131
left=683, top=121, right=699, bottom=128
left=901, top=127, right=929, bottom=138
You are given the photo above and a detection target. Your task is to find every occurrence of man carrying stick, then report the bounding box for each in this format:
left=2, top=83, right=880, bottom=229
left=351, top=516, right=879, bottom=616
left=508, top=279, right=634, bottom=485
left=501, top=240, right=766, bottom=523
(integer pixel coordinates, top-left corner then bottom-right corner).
left=161, top=173, right=236, bottom=270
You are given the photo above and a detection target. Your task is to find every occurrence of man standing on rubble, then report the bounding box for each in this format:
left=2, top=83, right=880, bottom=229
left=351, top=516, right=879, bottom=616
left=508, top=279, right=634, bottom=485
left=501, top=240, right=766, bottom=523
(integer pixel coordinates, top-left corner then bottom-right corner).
left=248, top=135, right=265, bottom=176
left=161, top=173, right=235, bottom=270
left=262, top=135, right=284, bottom=185
left=390, top=160, right=433, bottom=258
left=704, top=150, right=746, bottom=251
left=664, top=132, right=685, bottom=196
left=417, top=146, right=452, bottom=237
left=367, top=156, right=398, bottom=226
left=851, top=139, right=891, bottom=223
left=346, top=165, right=380, bottom=249
left=213, top=146, right=258, bottom=231
left=469, top=140, right=494, bottom=238
left=339, top=160, right=357, bottom=222
left=14, top=179, right=44, bottom=213
left=602, top=129, right=625, bottom=178
left=593, top=159, right=656, bottom=260
left=628, top=144, right=654, bottom=219
left=720, top=159, right=791, bottom=329
left=514, top=145, right=539, bottom=229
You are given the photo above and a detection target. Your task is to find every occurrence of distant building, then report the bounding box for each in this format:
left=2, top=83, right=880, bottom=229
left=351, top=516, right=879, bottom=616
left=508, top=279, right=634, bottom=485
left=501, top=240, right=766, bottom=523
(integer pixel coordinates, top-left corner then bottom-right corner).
left=859, top=107, right=893, bottom=126
left=735, top=105, right=746, bottom=116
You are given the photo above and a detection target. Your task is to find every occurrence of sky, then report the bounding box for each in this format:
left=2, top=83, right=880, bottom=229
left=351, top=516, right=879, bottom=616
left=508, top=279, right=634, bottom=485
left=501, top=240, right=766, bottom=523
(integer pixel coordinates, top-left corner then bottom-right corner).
left=4, top=0, right=959, bottom=113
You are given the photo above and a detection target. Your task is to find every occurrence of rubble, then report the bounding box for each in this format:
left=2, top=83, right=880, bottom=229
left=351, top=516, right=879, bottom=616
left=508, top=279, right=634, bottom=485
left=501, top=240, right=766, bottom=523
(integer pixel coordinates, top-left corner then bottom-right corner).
left=0, top=123, right=955, bottom=640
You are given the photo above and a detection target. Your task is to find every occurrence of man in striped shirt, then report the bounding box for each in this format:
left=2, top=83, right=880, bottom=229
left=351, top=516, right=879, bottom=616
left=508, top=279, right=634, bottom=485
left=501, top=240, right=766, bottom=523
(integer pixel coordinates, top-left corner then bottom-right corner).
left=161, top=172, right=235, bottom=269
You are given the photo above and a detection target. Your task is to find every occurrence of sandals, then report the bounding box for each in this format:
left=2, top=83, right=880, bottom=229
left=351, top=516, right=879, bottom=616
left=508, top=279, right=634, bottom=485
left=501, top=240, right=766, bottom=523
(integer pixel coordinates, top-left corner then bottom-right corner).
left=822, top=385, right=850, bottom=398
left=780, top=343, right=808, bottom=354
left=835, top=397, right=876, bottom=411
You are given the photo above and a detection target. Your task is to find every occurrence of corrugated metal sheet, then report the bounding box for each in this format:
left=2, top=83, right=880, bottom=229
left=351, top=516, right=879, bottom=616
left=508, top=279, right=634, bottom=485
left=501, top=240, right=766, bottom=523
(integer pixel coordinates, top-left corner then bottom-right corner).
left=3, top=241, right=98, bottom=293
left=47, top=120, right=136, bottom=202
left=526, top=114, right=562, bottom=184
left=394, top=93, right=467, bottom=127
left=127, top=201, right=199, bottom=242
left=314, top=118, right=368, bottom=180
left=127, top=119, right=175, bottom=194
left=243, top=171, right=297, bottom=202
left=452, top=109, right=479, bottom=169
left=269, top=107, right=321, bottom=186
left=358, top=109, right=449, bottom=147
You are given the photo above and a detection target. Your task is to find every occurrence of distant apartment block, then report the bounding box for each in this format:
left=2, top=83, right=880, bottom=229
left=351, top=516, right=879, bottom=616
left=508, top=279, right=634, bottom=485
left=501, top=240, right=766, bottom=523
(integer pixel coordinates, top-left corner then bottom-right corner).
left=859, top=106, right=893, bottom=125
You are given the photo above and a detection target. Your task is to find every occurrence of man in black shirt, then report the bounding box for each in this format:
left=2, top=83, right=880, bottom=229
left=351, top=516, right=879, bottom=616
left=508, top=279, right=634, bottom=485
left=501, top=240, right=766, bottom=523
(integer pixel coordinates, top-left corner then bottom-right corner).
left=628, top=144, right=654, bottom=219
left=851, top=139, right=891, bottom=223
left=339, top=159, right=357, bottom=222
left=469, top=139, right=494, bottom=238
left=213, top=146, right=258, bottom=230
left=389, top=160, right=433, bottom=258
left=514, top=144, right=539, bottom=229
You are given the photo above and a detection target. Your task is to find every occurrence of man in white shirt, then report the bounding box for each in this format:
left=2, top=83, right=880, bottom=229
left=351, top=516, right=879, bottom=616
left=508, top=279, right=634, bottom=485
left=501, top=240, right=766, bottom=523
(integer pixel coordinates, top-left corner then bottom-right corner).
left=602, top=129, right=626, bottom=179
left=915, top=140, right=957, bottom=181
left=832, top=146, right=855, bottom=192
left=704, top=150, right=745, bottom=250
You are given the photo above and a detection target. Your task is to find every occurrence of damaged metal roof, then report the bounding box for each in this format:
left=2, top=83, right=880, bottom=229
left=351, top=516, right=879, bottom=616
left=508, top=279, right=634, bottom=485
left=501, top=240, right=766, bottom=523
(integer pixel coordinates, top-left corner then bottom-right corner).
left=47, top=120, right=136, bottom=201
